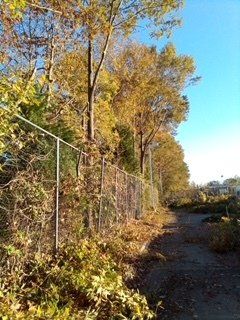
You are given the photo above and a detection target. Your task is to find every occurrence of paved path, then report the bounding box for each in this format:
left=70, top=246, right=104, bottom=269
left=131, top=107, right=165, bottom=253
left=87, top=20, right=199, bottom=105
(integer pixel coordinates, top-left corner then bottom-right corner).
left=140, top=211, right=240, bottom=320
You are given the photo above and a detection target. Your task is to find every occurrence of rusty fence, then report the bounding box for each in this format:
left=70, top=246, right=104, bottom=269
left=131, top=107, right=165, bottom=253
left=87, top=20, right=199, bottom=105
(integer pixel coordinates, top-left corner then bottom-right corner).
left=0, top=115, right=159, bottom=256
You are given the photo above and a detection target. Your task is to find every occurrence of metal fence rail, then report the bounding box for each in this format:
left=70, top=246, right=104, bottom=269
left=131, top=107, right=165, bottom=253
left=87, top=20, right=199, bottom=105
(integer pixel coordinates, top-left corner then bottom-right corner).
left=0, top=115, right=159, bottom=256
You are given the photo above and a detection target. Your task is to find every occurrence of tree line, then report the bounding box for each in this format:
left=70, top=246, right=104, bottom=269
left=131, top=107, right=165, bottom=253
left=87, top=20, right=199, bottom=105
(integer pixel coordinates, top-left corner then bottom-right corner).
left=0, top=0, right=199, bottom=200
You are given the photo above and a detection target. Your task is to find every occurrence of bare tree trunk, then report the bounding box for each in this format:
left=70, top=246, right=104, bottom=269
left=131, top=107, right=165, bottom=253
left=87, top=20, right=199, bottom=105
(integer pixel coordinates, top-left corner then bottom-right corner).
left=87, top=38, right=94, bottom=141
left=86, top=10, right=113, bottom=142
left=140, top=131, right=145, bottom=175
left=85, top=5, right=116, bottom=228
left=86, top=37, right=95, bottom=230
left=87, top=92, right=95, bottom=141
left=47, top=30, right=55, bottom=107
left=140, top=151, right=146, bottom=175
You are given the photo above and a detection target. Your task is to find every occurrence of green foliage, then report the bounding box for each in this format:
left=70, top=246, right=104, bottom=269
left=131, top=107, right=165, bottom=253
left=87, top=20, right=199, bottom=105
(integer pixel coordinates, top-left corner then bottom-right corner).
left=117, top=125, right=139, bottom=174
left=0, top=74, right=40, bottom=109
left=0, top=241, right=154, bottom=319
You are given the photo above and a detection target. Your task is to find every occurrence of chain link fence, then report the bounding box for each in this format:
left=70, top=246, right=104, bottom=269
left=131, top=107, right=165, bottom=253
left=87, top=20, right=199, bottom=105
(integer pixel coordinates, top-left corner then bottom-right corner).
left=0, top=115, right=159, bottom=257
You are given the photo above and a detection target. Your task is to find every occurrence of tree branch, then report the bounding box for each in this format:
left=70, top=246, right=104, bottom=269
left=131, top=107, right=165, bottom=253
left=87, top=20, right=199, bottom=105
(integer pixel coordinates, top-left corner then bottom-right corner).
left=27, top=2, right=62, bottom=15
left=91, top=0, right=122, bottom=93
left=143, top=109, right=168, bottom=155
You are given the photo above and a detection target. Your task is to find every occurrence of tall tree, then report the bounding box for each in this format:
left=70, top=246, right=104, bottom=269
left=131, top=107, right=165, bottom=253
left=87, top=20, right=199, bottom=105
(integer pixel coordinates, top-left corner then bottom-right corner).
left=76, top=0, right=184, bottom=141
left=153, top=132, right=190, bottom=199
left=111, top=43, right=198, bottom=173
left=1, top=0, right=185, bottom=143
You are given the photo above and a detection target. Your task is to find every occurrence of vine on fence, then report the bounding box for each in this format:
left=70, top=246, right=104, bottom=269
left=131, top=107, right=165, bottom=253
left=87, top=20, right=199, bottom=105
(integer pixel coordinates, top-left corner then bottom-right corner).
left=0, top=116, right=158, bottom=262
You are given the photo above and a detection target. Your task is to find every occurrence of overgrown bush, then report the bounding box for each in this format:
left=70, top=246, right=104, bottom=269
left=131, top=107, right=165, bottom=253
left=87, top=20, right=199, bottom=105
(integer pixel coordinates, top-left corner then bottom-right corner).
left=209, top=218, right=240, bottom=253
left=0, top=239, right=154, bottom=319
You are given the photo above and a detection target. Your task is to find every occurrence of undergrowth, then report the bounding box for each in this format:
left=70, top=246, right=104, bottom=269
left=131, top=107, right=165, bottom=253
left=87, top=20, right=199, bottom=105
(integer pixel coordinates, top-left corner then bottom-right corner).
left=171, top=191, right=240, bottom=216
left=0, top=238, right=155, bottom=319
left=209, top=217, right=240, bottom=253
left=0, top=210, right=170, bottom=320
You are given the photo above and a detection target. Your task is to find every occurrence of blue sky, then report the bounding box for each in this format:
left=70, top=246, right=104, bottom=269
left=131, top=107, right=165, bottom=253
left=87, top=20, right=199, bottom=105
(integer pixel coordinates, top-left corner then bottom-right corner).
left=134, top=0, right=240, bottom=184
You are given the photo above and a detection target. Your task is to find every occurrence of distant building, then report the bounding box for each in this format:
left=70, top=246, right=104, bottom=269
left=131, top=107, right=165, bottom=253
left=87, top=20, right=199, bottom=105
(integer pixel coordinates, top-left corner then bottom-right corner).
left=204, top=184, right=240, bottom=197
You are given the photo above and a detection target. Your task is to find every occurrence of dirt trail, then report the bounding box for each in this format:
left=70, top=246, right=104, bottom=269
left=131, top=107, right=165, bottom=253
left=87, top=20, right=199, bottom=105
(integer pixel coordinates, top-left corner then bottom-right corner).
left=140, top=211, right=240, bottom=320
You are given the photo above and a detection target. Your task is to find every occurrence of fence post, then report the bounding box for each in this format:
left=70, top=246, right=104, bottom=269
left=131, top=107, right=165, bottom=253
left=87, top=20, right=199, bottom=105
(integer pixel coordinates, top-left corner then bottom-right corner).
left=125, top=172, right=128, bottom=222
left=98, top=157, right=105, bottom=232
left=131, top=177, right=134, bottom=219
left=140, top=180, right=143, bottom=219
left=134, top=177, right=137, bottom=219
left=149, top=147, right=155, bottom=210
left=115, top=167, right=119, bottom=223
left=54, top=138, right=60, bottom=254
left=137, top=179, right=141, bottom=219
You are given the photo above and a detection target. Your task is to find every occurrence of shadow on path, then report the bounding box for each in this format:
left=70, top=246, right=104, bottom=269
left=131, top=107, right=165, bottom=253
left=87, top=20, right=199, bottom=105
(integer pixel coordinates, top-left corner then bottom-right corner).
left=132, top=211, right=240, bottom=320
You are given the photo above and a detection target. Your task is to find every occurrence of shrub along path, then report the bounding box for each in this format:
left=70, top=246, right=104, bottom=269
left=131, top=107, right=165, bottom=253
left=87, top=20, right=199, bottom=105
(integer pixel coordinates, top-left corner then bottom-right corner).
left=137, top=211, right=240, bottom=319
